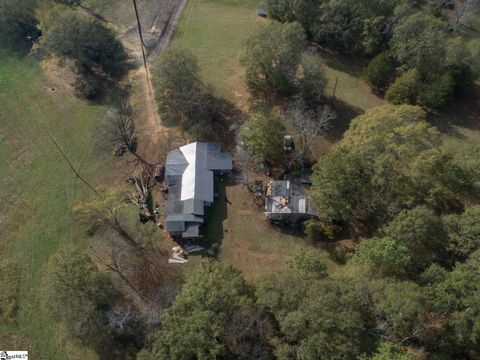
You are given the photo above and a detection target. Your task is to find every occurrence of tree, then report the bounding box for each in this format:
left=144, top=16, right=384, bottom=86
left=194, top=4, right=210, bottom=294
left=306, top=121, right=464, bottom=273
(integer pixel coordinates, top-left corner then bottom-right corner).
left=0, top=0, right=39, bottom=48
left=353, top=236, right=411, bottom=277
left=312, top=105, right=443, bottom=234
left=154, top=47, right=203, bottom=125
left=42, top=245, right=120, bottom=347
left=257, top=275, right=369, bottom=360
left=425, top=251, right=480, bottom=356
left=265, top=0, right=295, bottom=22
left=297, top=54, right=326, bottom=108
left=364, top=52, right=396, bottom=93
left=40, top=10, right=128, bottom=98
left=453, top=0, right=480, bottom=32
left=390, top=13, right=449, bottom=76
left=443, top=206, right=480, bottom=259
left=240, top=113, right=286, bottom=166
left=286, top=101, right=336, bottom=161
left=286, top=250, right=328, bottom=279
left=417, top=73, right=455, bottom=109
left=385, top=69, right=420, bottom=105
left=380, top=207, right=447, bottom=273
left=149, top=263, right=274, bottom=360
left=359, top=342, right=418, bottom=360
left=372, top=280, right=428, bottom=342
left=103, top=101, right=138, bottom=156
left=242, top=22, right=304, bottom=95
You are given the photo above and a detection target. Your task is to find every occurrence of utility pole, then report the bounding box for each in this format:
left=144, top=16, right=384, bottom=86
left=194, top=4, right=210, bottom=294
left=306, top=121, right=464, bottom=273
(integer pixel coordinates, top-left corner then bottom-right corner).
left=331, top=76, right=338, bottom=102
left=132, top=0, right=148, bottom=74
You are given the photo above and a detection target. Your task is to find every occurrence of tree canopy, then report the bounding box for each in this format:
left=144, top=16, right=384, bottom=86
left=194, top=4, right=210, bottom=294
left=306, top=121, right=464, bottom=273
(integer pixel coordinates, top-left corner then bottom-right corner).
left=242, top=22, right=304, bottom=95
left=312, top=104, right=477, bottom=235
left=240, top=113, right=286, bottom=167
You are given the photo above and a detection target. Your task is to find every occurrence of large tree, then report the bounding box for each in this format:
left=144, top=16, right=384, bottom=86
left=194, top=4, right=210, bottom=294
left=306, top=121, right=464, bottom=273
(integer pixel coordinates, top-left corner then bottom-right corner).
left=242, top=22, right=305, bottom=95
left=379, top=206, right=448, bottom=273
left=149, top=263, right=274, bottom=360
left=40, top=10, right=128, bottom=98
left=42, top=245, right=120, bottom=347
left=240, top=113, right=286, bottom=167
left=257, top=274, right=370, bottom=359
left=312, top=104, right=476, bottom=235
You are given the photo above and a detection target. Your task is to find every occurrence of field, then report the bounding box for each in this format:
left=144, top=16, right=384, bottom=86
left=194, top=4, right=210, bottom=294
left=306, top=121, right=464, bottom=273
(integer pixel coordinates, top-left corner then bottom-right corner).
left=0, top=50, right=118, bottom=358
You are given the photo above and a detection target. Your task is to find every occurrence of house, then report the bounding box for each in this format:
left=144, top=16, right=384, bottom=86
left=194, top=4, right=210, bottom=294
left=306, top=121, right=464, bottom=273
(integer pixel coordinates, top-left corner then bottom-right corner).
left=164, top=142, right=232, bottom=238
left=265, top=180, right=317, bottom=223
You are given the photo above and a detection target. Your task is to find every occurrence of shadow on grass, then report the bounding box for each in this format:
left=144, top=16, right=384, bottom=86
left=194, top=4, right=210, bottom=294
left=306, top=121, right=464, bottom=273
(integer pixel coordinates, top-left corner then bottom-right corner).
left=326, top=97, right=364, bottom=141
left=313, top=46, right=368, bottom=78
left=198, top=179, right=228, bottom=257
left=427, top=84, right=480, bottom=136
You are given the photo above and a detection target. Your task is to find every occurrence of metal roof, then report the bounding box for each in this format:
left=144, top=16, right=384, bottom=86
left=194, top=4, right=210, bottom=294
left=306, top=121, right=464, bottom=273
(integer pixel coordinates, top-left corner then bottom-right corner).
left=164, top=142, right=232, bottom=238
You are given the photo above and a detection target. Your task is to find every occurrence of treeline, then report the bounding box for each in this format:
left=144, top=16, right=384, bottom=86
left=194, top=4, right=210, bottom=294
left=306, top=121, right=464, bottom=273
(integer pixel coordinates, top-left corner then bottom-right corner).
left=265, top=0, right=480, bottom=109
left=0, top=0, right=129, bottom=99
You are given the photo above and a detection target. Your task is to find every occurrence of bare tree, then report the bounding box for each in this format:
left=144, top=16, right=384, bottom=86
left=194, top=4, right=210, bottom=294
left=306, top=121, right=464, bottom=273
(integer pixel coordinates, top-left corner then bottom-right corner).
left=104, top=101, right=138, bottom=156
left=91, top=238, right=143, bottom=298
left=127, top=171, right=155, bottom=223
left=454, top=0, right=480, bottom=32
left=286, top=100, right=337, bottom=161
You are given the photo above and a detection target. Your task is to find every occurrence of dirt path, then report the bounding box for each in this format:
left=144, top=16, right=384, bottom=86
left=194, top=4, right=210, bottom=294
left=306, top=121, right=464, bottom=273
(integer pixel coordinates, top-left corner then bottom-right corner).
left=147, top=0, right=188, bottom=59
left=129, top=0, right=188, bottom=162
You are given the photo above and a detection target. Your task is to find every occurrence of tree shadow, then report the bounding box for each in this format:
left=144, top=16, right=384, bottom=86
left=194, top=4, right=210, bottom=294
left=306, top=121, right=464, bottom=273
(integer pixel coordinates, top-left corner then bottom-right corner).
left=326, top=97, right=364, bottom=141
left=198, top=179, right=228, bottom=257
left=310, top=45, right=368, bottom=78
left=427, top=84, right=480, bottom=135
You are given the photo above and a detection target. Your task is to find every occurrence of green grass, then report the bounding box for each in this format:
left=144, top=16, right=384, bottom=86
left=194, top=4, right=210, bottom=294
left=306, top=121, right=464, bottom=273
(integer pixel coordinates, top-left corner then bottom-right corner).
left=171, top=0, right=259, bottom=101
left=0, top=51, right=110, bottom=358
left=189, top=182, right=336, bottom=279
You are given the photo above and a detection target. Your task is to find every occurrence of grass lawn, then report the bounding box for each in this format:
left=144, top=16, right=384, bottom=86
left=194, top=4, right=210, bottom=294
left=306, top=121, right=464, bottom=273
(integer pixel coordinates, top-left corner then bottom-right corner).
left=171, top=0, right=259, bottom=102
left=0, top=50, right=115, bottom=358
left=188, top=182, right=335, bottom=279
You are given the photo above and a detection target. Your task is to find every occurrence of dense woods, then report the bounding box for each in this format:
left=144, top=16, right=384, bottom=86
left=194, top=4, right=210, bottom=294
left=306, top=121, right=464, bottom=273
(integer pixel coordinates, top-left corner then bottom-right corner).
left=265, top=0, right=480, bottom=109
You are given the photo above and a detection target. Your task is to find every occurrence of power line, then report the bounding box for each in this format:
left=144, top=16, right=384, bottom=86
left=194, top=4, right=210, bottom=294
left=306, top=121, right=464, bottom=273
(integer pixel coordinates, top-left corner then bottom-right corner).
left=132, top=0, right=149, bottom=73
left=45, top=131, right=104, bottom=200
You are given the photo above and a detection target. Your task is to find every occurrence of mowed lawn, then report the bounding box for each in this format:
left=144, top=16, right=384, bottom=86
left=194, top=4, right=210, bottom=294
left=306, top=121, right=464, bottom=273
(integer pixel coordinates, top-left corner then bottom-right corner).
left=0, top=51, right=113, bottom=358
left=171, top=0, right=259, bottom=101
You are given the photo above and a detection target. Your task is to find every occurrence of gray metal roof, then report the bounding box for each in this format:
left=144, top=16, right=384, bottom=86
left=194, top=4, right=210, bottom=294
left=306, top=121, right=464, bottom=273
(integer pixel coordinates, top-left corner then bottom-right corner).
left=164, top=142, right=232, bottom=238
left=183, top=198, right=205, bottom=216
left=182, top=224, right=200, bottom=238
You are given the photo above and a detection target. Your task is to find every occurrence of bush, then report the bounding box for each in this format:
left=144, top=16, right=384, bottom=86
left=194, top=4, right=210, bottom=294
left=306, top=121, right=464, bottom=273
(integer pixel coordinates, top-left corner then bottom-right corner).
left=353, top=236, right=411, bottom=276
left=417, top=73, right=455, bottom=109
left=286, top=250, right=328, bottom=278
left=385, top=69, right=420, bottom=105
left=298, top=54, right=326, bottom=108
left=363, top=52, right=395, bottom=93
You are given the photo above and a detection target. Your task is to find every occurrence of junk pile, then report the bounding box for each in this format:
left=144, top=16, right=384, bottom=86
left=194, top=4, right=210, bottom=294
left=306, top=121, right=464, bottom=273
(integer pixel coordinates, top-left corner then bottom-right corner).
left=168, top=244, right=205, bottom=264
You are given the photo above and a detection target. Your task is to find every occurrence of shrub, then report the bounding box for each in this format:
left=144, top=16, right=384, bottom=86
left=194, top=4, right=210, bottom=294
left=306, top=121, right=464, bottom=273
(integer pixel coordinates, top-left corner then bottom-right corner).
left=363, top=52, right=395, bottom=93
left=417, top=73, right=455, bottom=109
left=385, top=69, right=420, bottom=105
left=298, top=54, right=326, bottom=108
